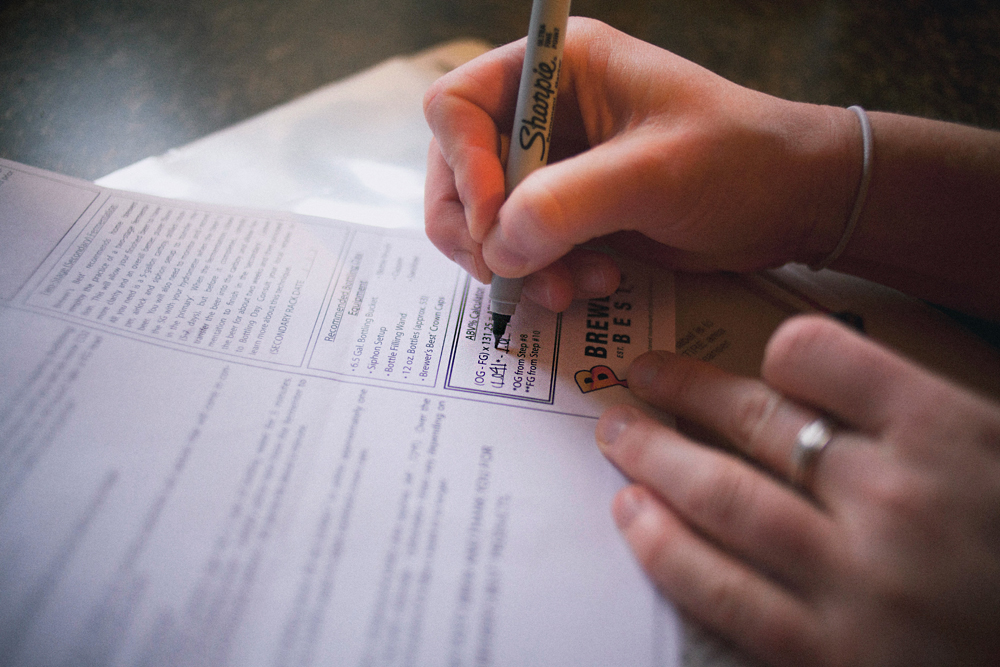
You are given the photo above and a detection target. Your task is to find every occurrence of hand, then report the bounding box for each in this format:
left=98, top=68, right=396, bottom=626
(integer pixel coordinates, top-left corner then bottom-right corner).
left=423, top=18, right=862, bottom=311
left=595, top=315, right=1000, bottom=666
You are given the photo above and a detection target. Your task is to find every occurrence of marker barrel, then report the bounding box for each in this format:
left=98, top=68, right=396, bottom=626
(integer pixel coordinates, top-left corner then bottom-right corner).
left=489, top=0, right=572, bottom=336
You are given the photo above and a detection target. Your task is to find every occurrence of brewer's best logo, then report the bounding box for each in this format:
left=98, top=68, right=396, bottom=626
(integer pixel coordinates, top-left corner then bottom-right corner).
left=575, top=365, right=628, bottom=394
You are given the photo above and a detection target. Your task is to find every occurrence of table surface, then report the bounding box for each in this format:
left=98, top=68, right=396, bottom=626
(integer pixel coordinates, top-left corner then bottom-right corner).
left=3, top=0, right=999, bottom=182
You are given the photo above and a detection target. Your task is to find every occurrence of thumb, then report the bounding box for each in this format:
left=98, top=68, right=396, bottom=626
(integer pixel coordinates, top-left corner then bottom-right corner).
left=482, top=131, right=674, bottom=277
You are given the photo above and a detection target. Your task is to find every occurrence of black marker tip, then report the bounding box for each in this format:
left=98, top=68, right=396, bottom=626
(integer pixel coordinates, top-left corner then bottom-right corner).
left=491, top=313, right=510, bottom=350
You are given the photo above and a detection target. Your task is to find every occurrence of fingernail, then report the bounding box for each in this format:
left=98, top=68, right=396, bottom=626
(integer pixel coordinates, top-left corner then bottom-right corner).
left=577, top=264, right=617, bottom=296
left=485, top=223, right=531, bottom=274
left=595, top=405, right=637, bottom=449
left=628, top=351, right=666, bottom=391
left=452, top=251, right=479, bottom=280
left=488, top=241, right=530, bottom=275
left=612, top=486, right=645, bottom=530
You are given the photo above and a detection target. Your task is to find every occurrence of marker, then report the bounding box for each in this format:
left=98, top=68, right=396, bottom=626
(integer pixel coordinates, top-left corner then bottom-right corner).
left=489, top=0, right=571, bottom=349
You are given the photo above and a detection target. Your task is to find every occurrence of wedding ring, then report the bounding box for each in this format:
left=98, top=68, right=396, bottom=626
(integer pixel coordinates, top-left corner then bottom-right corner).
left=790, top=418, right=834, bottom=487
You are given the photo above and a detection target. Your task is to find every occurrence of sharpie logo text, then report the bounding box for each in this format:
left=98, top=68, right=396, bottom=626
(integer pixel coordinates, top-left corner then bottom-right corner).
left=517, top=56, right=560, bottom=162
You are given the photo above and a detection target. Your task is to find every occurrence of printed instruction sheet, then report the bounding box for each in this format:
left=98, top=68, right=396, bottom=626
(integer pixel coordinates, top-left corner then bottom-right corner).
left=0, top=158, right=679, bottom=667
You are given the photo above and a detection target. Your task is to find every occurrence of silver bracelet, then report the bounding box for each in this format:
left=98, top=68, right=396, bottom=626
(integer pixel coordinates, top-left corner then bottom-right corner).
left=811, top=105, right=873, bottom=271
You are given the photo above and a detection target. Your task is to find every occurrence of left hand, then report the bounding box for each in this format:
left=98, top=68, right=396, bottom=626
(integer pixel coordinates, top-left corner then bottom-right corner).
left=595, top=315, right=1000, bottom=667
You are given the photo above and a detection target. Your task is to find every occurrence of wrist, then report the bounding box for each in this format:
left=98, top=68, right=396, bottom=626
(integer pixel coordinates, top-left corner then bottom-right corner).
left=810, top=106, right=873, bottom=270
left=786, top=104, right=867, bottom=269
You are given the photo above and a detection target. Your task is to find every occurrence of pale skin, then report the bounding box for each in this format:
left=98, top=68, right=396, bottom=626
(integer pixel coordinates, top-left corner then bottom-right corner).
left=424, top=17, right=1000, bottom=667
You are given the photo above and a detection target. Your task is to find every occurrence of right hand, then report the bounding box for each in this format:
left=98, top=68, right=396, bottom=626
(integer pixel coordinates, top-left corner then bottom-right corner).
left=423, top=17, right=863, bottom=311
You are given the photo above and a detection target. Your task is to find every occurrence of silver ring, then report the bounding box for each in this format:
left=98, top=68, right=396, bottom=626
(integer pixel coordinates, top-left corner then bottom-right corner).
left=791, top=418, right=834, bottom=486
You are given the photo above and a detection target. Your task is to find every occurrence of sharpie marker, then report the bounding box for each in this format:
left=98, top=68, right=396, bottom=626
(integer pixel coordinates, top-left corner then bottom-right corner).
left=489, top=0, right=572, bottom=349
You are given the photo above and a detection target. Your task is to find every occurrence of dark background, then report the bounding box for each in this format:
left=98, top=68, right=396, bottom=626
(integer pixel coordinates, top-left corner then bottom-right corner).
left=2, top=0, right=999, bottom=180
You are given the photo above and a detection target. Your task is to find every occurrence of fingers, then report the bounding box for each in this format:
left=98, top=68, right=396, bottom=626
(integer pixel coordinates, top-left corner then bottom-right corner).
left=762, top=315, right=938, bottom=434
left=427, top=19, right=696, bottom=280
left=423, top=32, right=631, bottom=290
left=622, top=316, right=982, bottom=512
left=427, top=133, right=621, bottom=304
left=423, top=42, right=519, bottom=244
left=761, top=314, right=1000, bottom=504
left=611, top=484, right=825, bottom=667
left=424, top=140, right=492, bottom=283
left=596, top=405, right=835, bottom=590
left=483, top=131, right=678, bottom=277
left=520, top=248, right=621, bottom=312
left=561, top=247, right=621, bottom=299
left=625, top=347, right=830, bottom=481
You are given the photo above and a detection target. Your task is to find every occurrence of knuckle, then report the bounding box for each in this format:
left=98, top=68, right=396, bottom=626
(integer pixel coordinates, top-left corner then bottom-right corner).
left=729, top=385, right=780, bottom=456
left=422, top=78, right=448, bottom=121
left=612, top=419, right=659, bottom=474
left=703, top=572, right=755, bottom=632
left=654, top=354, right=702, bottom=407
left=843, top=541, right=918, bottom=616
left=763, top=315, right=834, bottom=375
left=634, top=513, right=675, bottom=574
left=843, top=473, right=943, bottom=605
left=684, top=461, right=756, bottom=533
left=510, top=177, right=568, bottom=245
left=773, top=609, right=841, bottom=667
left=869, top=468, right=935, bottom=522
left=422, top=205, right=462, bottom=248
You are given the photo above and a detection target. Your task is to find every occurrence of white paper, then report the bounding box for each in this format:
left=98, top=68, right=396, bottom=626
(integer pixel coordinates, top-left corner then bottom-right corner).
left=0, top=158, right=679, bottom=667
